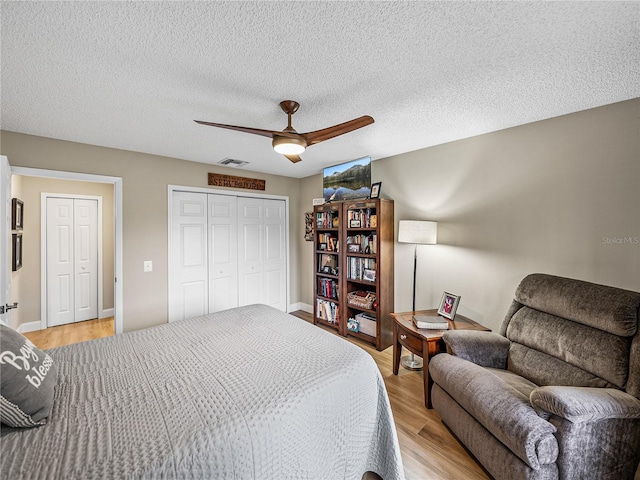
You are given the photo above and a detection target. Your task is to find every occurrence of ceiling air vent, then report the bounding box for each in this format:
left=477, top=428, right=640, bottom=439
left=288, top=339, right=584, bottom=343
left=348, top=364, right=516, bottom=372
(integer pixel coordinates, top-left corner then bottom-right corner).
left=218, top=158, right=249, bottom=168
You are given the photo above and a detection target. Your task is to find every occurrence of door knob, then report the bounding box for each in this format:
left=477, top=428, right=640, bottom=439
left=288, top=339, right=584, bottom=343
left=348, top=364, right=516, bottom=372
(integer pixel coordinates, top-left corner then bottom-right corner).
left=0, top=303, right=18, bottom=314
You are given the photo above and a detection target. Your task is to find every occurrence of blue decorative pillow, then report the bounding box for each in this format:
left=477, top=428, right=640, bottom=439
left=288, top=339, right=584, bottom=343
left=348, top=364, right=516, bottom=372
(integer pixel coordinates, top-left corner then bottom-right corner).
left=0, top=325, right=57, bottom=428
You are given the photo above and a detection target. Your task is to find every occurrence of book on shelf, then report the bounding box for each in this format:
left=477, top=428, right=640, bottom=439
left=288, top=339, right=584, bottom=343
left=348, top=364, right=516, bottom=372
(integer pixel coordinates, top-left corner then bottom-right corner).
left=412, top=315, right=449, bottom=330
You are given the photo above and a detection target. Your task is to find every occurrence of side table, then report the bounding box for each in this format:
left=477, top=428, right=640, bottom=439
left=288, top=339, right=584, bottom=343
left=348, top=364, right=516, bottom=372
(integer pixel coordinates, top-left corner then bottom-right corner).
left=391, top=309, right=490, bottom=408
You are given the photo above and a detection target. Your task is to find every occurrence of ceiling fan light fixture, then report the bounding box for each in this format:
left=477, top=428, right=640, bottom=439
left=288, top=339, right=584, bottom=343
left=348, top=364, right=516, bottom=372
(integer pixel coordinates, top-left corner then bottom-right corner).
left=272, top=136, right=306, bottom=155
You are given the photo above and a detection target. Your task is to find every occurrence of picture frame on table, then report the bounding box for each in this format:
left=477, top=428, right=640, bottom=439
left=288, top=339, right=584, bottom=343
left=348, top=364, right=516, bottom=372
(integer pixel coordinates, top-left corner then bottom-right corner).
left=370, top=182, right=382, bottom=199
left=437, top=291, right=461, bottom=320
left=11, top=198, right=24, bottom=230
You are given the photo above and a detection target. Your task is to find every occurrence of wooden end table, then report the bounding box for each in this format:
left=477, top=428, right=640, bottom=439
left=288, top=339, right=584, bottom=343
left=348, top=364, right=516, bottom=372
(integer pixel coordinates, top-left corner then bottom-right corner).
left=391, top=309, right=490, bottom=409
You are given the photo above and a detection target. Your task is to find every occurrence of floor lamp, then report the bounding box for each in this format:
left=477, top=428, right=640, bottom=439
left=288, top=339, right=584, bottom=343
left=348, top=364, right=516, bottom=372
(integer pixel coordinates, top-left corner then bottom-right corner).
left=397, top=220, right=438, bottom=370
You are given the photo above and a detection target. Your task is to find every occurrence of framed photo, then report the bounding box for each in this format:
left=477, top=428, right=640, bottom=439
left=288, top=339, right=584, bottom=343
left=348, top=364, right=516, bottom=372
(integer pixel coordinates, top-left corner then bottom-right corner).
left=437, top=292, right=461, bottom=320
left=370, top=182, right=382, bottom=199
left=11, top=198, right=24, bottom=230
left=363, top=268, right=376, bottom=282
left=12, top=233, right=22, bottom=271
left=348, top=244, right=360, bottom=253
left=319, top=243, right=327, bottom=251
left=350, top=219, right=361, bottom=228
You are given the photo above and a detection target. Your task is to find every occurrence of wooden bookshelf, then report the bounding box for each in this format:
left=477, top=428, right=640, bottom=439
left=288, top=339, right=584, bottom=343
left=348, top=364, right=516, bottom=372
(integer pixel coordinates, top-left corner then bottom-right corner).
left=313, top=199, right=394, bottom=350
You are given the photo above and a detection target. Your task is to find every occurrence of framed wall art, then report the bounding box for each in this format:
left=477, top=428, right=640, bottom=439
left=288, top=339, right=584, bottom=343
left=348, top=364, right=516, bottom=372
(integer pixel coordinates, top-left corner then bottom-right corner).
left=11, top=198, right=24, bottom=230
left=12, top=233, right=22, bottom=271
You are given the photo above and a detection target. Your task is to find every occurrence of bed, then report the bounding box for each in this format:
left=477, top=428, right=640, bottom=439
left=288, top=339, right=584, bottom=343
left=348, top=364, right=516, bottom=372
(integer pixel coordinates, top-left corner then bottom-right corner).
left=1, top=304, right=404, bottom=479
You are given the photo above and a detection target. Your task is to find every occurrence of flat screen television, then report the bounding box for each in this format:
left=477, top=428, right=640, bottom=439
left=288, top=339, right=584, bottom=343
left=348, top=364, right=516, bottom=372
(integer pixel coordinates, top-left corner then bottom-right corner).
left=323, top=156, right=371, bottom=202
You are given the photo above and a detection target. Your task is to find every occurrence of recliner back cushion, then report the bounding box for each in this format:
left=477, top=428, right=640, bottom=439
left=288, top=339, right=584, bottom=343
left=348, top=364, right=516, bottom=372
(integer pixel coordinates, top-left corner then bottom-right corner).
left=506, top=307, right=630, bottom=389
left=514, top=273, right=639, bottom=336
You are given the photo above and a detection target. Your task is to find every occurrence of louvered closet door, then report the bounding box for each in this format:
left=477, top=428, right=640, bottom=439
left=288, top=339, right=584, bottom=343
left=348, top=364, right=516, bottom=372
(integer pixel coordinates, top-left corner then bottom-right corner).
left=208, top=194, right=238, bottom=312
left=169, top=192, right=208, bottom=322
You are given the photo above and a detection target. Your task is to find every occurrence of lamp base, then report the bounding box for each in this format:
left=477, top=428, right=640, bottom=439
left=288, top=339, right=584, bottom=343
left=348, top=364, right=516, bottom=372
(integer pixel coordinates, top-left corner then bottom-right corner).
left=400, top=354, right=423, bottom=371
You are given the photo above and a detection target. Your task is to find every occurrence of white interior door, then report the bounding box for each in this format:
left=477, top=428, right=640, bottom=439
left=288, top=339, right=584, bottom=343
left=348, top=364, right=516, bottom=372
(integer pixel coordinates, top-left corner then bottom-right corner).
left=169, top=189, right=288, bottom=320
left=262, top=199, right=287, bottom=311
left=238, top=198, right=264, bottom=306
left=169, top=192, right=208, bottom=322
left=0, top=156, right=11, bottom=326
left=208, top=193, right=238, bottom=312
left=73, top=199, right=98, bottom=322
left=46, top=197, right=98, bottom=327
left=47, top=198, right=74, bottom=327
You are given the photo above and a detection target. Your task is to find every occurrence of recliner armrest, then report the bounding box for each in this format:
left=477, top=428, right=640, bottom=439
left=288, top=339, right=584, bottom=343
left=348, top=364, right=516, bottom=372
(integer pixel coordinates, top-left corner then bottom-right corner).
left=442, top=330, right=509, bottom=368
left=530, top=386, right=640, bottom=423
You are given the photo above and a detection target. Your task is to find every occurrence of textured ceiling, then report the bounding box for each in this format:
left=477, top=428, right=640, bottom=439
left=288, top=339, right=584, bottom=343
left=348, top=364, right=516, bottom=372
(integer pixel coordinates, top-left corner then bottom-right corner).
left=2, top=1, right=639, bottom=178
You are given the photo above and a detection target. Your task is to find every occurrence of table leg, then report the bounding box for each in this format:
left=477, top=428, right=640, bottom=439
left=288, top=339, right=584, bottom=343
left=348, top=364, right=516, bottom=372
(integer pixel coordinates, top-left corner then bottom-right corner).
left=393, top=322, right=400, bottom=375
left=423, top=339, right=432, bottom=409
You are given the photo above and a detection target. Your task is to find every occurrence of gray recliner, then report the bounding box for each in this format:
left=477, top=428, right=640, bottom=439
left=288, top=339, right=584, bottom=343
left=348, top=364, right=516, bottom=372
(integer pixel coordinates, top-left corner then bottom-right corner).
left=429, top=273, right=640, bottom=480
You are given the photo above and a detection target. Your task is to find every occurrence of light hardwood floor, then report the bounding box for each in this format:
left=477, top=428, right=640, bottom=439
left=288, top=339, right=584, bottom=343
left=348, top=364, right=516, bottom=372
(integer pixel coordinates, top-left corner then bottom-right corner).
left=24, top=313, right=490, bottom=480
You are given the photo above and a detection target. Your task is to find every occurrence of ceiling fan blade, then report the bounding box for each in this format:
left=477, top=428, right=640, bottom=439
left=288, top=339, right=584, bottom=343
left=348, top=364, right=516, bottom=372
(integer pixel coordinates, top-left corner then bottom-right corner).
left=303, top=115, right=374, bottom=145
left=283, top=154, right=302, bottom=163
left=194, top=120, right=277, bottom=138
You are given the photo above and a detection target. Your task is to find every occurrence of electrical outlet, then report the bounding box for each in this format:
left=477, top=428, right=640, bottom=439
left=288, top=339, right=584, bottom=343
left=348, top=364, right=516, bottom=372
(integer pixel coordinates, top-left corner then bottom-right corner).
left=143, top=261, right=153, bottom=273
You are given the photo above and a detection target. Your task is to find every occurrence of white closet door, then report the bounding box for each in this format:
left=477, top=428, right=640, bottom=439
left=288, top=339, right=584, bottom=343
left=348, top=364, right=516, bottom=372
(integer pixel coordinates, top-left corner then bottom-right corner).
left=47, top=198, right=76, bottom=327
left=263, top=199, right=287, bottom=311
left=47, top=198, right=99, bottom=326
left=237, top=198, right=263, bottom=306
left=169, top=192, right=208, bottom=322
left=208, top=194, right=238, bottom=312
left=73, top=199, right=98, bottom=322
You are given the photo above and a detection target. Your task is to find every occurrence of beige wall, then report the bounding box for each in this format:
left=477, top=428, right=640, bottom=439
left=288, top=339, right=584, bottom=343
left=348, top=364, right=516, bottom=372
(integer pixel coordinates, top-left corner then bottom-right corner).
left=11, top=176, right=115, bottom=328
left=4, top=99, right=638, bottom=335
left=299, top=99, right=640, bottom=332
left=1, top=133, right=303, bottom=332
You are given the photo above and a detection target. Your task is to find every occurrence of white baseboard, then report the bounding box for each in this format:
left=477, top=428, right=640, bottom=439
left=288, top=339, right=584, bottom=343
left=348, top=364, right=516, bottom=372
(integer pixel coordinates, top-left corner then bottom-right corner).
left=17, top=321, right=43, bottom=334
left=100, top=308, right=115, bottom=318
left=288, top=302, right=313, bottom=314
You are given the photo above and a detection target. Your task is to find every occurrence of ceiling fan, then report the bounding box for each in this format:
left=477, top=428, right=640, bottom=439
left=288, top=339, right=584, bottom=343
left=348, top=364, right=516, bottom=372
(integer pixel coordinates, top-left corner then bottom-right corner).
left=194, top=100, right=374, bottom=163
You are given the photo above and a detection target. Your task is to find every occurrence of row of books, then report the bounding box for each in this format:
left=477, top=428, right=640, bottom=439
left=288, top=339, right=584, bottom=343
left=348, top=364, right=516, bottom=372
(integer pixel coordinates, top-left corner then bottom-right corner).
left=346, top=257, right=377, bottom=282
left=317, top=277, right=339, bottom=300
left=317, top=299, right=339, bottom=324
left=316, top=211, right=339, bottom=229
left=346, top=208, right=377, bottom=228
left=317, top=233, right=338, bottom=252
left=346, top=234, right=377, bottom=254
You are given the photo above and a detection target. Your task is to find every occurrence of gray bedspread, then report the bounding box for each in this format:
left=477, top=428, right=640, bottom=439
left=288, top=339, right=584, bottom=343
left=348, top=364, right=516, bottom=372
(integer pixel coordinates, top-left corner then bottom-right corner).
left=1, top=304, right=404, bottom=479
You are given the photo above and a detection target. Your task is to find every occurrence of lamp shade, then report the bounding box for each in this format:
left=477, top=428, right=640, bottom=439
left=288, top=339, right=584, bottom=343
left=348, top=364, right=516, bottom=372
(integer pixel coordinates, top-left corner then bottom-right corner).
left=398, top=220, right=437, bottom=245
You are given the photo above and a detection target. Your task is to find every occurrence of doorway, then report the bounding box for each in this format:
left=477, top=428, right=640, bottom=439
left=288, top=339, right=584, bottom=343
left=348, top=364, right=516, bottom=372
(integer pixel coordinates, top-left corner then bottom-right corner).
left=10, top=166, right=123, bottom=334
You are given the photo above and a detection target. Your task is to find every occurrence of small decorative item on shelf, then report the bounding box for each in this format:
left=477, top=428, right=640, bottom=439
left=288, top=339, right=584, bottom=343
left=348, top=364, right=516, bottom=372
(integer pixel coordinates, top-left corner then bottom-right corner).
left=347, top=317, right=359, bottom=333
left=363, top=268, right=376, bottom=282
left=437, top=291, right=461, bottom=320
left=347, top=290, right=376, bottom=309
left=370, top=182, right=381, bottom=199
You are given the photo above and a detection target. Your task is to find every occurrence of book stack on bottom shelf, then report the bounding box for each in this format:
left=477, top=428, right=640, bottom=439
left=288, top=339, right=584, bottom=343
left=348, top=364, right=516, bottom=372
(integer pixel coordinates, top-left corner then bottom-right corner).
left=317, top=299, right=339, bottom=324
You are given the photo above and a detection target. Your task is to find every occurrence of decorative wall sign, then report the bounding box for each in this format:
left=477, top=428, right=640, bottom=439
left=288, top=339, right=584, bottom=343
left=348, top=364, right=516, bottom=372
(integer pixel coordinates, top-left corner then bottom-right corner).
left=208, top=173, right=266, bottom=191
